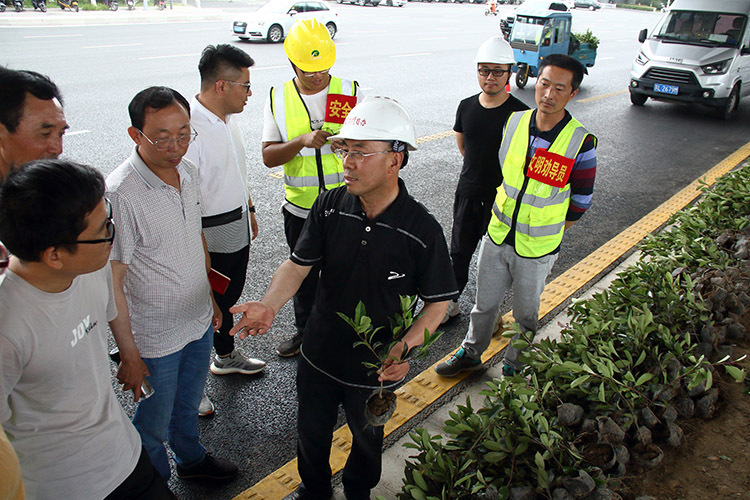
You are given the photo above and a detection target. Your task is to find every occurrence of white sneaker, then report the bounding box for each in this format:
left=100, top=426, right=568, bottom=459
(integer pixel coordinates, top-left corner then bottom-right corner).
left=198, top=392, right=215, bottom=417
left=440, top=299, right=460, bottom=325
left=210, top=349, right=266, bottom=375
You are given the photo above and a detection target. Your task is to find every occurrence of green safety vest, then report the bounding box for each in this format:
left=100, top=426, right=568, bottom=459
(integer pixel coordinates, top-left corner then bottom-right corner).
left=271, top=76, right=357, bottom=210
left=487, top=109, right=595, bottom=258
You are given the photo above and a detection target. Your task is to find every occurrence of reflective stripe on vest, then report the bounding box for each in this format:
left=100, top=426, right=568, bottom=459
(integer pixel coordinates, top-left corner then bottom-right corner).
left=488, top=109, right=594, bottom=258
left=271, top=77, right=356, bottom=210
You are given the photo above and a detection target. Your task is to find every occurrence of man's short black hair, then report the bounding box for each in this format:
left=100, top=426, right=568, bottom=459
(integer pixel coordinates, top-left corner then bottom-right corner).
left=0, top=66, right=63, bottom=133
left=0, top=159, right=105, bottom=262
left=128, top=86, right=191, bottom=131
left=198, top=44, right=255, bottom=86
left=538, top=54, right=585, bottom=91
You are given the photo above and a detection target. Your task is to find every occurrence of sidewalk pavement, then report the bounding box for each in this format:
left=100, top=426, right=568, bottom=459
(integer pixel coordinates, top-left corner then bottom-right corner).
left=360, top=250, right=642, bottom=500
left=0, top=1, right=250, bottom=26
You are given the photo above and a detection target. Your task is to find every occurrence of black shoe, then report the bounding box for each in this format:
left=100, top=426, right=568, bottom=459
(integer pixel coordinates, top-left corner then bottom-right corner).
left=276, top=333, right=303, bottom=357
left=176, top=452, right=238, bottom=481
left=282, top=484, right=333, bottom=500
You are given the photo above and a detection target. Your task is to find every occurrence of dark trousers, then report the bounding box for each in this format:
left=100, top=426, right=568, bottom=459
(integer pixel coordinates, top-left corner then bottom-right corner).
left=283, top=210, right=320, bottom=337
left=105, top=446, right=174, bottom=500
left=296, top=358, right=383, bottom=500
left=449, top=192, right=495, bottom=295
left=210, top=245, right=250, bottom=356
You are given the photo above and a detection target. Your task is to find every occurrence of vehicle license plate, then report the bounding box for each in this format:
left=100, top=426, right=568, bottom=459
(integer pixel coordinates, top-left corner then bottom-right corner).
left=653, top=83, right=679, bottom=95
left=233, top=26, right=245, bottom=34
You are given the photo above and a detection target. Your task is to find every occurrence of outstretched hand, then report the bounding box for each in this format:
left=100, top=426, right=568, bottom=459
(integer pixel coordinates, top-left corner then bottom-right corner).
left=378, top=341, right=410, bottom=382
left=229, top=301, right=275, bottom=340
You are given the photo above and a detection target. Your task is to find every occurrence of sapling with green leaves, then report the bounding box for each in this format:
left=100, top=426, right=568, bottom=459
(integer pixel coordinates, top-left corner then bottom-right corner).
left=337, top=294, right=444, bottom=398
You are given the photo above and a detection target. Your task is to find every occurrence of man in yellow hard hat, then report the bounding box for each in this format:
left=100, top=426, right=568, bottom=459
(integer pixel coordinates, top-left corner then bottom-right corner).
left=262, top=18, right=363, bottom=358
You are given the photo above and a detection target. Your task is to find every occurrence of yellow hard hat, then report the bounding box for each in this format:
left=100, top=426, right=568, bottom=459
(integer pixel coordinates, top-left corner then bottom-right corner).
left=284, top=19, right=336, bottom=73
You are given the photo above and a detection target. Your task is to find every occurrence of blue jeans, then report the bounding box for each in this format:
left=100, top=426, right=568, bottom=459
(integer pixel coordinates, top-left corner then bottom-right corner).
left=133, top=326, right=212, bottom=481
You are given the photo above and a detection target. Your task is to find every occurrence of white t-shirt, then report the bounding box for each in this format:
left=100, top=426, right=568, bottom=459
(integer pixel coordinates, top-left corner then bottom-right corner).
left=261, top=85, right=329, bottom=143
left=0, top=266, right=141, bottom=500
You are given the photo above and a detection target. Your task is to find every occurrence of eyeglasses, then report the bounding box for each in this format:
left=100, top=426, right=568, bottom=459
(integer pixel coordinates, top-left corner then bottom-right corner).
left=301, top=68, right=330, bottom=78
left=478, top=68, right=510, bottom=77
left=138, top=129, right=198, bottom=151
left=332, top=148, right=392, bottom=163
left=0, top=242, right=8, bottom=276
left=223, top=80, right=252, bottom=93
left=62, top=198, right=116, bottom=245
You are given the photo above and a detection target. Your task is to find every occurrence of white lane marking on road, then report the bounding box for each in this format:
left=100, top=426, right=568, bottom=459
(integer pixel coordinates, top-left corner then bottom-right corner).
left=252, top=65, right=287, bottom=71
left=82, top=43, right=144, bottom=49
left=390, top=52, right=432, bottom=58
left=65, top=130, right=91, bottom=136
left=138, top=53, right=201, bottom=60
left=24, top=34, right=83, bottom=38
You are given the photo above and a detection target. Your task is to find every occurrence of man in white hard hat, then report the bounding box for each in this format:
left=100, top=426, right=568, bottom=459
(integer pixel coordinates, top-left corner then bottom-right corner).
left=261, top=18, right=363, bottom=358
left=439, top=36, right=528, bottom=328
left=231, top=97, right=458, bottom=500
left=436, top=54, right=597, bottom=378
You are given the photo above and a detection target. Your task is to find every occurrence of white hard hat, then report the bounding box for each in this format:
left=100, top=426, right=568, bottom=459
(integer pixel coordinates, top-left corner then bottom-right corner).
left=329, top=96, right=418, bottom=151
left=474, top=36, right=516, bottom=65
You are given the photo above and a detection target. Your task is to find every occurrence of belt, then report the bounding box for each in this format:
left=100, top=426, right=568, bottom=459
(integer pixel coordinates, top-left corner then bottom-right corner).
left=201, top=207, right=243, bottom=228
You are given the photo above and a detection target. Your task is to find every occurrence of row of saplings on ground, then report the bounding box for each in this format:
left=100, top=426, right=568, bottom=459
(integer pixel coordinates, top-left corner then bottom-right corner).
left=383, top=168, right=750, bottom=500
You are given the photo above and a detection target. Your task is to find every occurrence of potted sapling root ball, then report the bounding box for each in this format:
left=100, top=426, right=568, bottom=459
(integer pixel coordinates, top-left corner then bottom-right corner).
left=338, top=295, right=443, bottom=426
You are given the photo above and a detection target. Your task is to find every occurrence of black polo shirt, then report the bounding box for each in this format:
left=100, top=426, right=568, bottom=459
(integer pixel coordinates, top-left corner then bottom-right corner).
left=291, top=178, right=459, bottom=388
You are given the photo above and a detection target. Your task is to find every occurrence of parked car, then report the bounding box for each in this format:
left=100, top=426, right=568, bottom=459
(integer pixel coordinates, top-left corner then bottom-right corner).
left=337, top=0, right=380, bottom=6
left=380, top=0, right=404, bottom=5
left=573, top=0, right=601, bottom=10
left=232, top=0, right=339, bottom=43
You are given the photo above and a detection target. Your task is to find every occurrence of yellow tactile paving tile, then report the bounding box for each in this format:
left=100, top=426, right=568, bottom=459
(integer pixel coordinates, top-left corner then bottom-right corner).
left=236, top=140, right=750, bottom=500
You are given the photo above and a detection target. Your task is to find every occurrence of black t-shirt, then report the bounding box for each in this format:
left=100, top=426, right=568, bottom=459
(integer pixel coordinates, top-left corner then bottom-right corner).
left=453, top=93, right=529, bottom=201
left=291, top=179, right=459, bottom=388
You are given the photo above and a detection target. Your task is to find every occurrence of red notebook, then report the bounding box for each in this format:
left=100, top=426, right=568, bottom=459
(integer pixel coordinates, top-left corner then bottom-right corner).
left=209, top=268, right=231, bottom=295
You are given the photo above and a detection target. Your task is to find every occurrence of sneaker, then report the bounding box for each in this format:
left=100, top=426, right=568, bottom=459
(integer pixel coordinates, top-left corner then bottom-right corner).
left=434, top=347, right=482, bottom=377
left=198, top=392, right=214, bottom=417
left=276, top=333, right=303, bottom=357
left=210, top=349, right=266, bottom=375
left=440, top=299, right=460, bottom=325
left=502, top=363, right=517, bottom=377
left=176, top=452, right=238, bottom=481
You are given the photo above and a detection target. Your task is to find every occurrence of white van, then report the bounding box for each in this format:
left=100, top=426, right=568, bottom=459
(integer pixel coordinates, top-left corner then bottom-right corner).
left=629, top=0, right=750, bottom=119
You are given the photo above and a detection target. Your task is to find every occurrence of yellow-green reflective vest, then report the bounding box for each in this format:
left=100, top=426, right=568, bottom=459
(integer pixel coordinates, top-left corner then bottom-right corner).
left=271, top=77, right=357, bottom=210
left=487, top=110, right=595, bottom=258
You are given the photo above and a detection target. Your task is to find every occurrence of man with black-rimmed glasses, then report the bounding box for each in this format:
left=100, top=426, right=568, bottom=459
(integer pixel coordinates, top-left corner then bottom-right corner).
left=106, top=86, right=238, bottom=485
left=0, top=159, right=175, bottom=500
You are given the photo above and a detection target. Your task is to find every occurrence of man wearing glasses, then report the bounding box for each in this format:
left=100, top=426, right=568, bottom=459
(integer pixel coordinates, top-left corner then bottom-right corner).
left=0, top=160, right=174, bottom=500
left=231, top=97, right=458, bottom=500
left=437, top=36, right=528, bottom=330
left=185, top=44, right=265, bottom=418
left=106, top=87, right=238, bottom=483
left=262, top=19, right=362, bottom=358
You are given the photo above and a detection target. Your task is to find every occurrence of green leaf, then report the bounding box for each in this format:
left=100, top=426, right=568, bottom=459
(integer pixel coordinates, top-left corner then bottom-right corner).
left=724, top=365, right=745, bottom=382
left=570, top=375, right=590, bottom=388
left=597, top=382, right=606, bottom=402
left=412, top=470, right=428, bottom=490
left=635, top=372, right=654, bottom=387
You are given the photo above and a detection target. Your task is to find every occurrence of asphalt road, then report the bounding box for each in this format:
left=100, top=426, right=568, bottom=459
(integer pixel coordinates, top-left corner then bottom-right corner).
left=3, top=3, right=750, bottom=499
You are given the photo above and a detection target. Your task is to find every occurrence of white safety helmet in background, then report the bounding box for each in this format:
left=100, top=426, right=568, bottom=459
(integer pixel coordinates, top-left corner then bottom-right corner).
left=329, top=96, right=418, bottom=152
left=474, top=35, right=516, bottom=65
